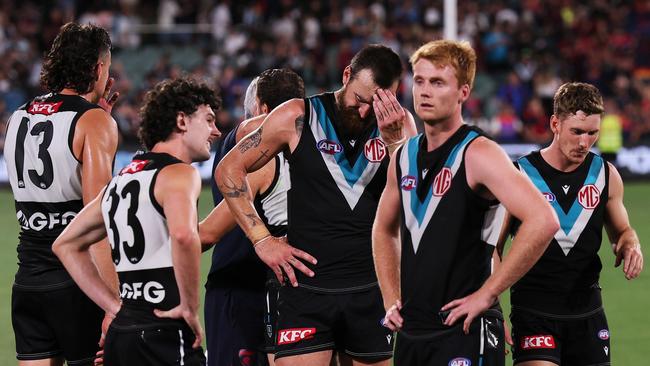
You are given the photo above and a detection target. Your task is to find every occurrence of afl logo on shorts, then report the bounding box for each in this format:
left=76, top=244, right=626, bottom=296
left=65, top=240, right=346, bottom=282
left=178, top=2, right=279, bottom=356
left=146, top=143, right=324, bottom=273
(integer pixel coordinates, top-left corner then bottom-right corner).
left=363, top=138, right=386, bottom=162
left=598, top=329, right=610, bottom=340
left=401, top=175, right=417, bottom=191
left=317, top=139, right=342, bottom=155
left=578, top=184, right=600, bottom=209
left=448, top=357, right=471, bottom=366
left=543, top=192, right=556, bottom=202
left=433, top=167, right=452, bottom=196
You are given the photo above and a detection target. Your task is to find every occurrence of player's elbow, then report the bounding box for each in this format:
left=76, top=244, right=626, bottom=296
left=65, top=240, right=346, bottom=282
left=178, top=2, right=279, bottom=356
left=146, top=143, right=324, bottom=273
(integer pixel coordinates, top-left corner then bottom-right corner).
left=538, top=206, right=560, bottom=244
left=171, top=228, right=200, bottom=249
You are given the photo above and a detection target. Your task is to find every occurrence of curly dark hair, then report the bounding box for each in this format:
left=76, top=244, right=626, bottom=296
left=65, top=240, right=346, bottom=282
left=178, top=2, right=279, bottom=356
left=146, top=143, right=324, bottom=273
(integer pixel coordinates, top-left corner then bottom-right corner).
left=40, top=22, right=112, bottom=94
left=256, top=68, right=305, bottom=111
left=138, top=77, right=222, bottom=150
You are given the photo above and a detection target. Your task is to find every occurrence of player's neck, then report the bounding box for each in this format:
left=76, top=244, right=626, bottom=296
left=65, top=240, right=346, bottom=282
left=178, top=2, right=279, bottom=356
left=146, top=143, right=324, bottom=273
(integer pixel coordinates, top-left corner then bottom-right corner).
left=423, top=117, right=464, bottom=152
left=60, top=88, right=98, bottom=104
left=540, top=145, right=582, bottom=172
left=150, top=140, right=191, bottom=164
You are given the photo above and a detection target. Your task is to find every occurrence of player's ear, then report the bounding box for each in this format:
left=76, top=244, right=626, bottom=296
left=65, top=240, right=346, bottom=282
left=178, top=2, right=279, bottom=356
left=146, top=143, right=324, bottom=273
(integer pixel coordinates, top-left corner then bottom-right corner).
left=550, top=115, right=560, bottom=134
left=176, top=111, right=189, bottom=132
left=342, top=65, right=352, bottom=85
left=459, top=84, right=470, bottom=104
left=260, top=103, right=269, bottom=115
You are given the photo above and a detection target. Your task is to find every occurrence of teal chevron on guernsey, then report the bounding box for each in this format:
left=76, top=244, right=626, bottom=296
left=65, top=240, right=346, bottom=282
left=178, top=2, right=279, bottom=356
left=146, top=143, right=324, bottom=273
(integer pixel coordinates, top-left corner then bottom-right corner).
left=399, top=130, right=479, bottom=253
left=518, top=155, right=606, bottom=255
left=308, top=97, right=384, bottom=210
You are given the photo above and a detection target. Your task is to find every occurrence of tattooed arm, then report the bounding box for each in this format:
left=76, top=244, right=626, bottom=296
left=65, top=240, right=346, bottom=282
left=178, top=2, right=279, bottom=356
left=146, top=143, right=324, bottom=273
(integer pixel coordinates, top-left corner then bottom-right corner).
left=215, top=99, right=316, bottom=286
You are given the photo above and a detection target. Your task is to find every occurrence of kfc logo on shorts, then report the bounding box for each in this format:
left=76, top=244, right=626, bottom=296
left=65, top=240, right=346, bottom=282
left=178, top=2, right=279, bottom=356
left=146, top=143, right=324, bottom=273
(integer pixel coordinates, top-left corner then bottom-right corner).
left=543, top=192, right=556, bottom=202
left=317, top=139, right=342, bottom=155
left=598, top=329, right=610, bottom=340
left=521, top=335, right=556, bottom=349
left=448, top=357, right=471, bottom=366
left=578, top=184, right=600, bottom=209
left=401, top=175, right=417, bottom=191
left=363, top=138, right=386, bottom=162
left=28, top=101, right=63, bottom=115
left=120, top=160, right=150, bottom=175
left=277, top=328, right=316, bottom=345
left=433, top=167, right=452, bottom=196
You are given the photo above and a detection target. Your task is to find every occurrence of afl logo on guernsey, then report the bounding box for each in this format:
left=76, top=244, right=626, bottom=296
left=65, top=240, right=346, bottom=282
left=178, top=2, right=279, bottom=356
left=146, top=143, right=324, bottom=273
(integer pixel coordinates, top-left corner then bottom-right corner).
left=363, top=138, right=386, bottom=162
left=598, top=329, right=609, bottom=340
left=317, top=139, right=342, bottom=155
left=448, top=358, right=471, bottom=366
left=578, top=184, right=600, bottom=209
left=401, top=175, right=417, bottom=191
left=543, top=192, right=556, bottom=202
left=433, top=167, right=452, bottom=196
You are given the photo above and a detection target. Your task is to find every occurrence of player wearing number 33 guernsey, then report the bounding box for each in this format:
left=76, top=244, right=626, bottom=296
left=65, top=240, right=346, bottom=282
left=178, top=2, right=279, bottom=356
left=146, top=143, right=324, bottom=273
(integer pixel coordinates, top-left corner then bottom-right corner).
left=498, top=83, right=644, bottom=366
left=53, top=77, right=222, bottom=366
left=4, top=23, right=120, bottom=365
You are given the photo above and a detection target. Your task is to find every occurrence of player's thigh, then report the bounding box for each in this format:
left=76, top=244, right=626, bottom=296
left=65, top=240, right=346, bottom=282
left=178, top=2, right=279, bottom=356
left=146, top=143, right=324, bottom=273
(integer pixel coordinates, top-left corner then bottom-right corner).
left=510, top=310, right=561, bottom=366
left=18, top=358, right=64, bottom=366
left=275, top=349, right=333, bottom=366
left=340, top=287, right=393, bottom=362
left=46, top=284, right=103, bottom=365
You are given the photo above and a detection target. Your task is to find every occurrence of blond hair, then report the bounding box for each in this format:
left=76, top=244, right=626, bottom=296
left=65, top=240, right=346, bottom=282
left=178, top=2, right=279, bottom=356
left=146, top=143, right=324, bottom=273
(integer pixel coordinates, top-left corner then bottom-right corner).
left=553, top=82, right=604, bottom=120
left=410, top=40, right=477, bottom=89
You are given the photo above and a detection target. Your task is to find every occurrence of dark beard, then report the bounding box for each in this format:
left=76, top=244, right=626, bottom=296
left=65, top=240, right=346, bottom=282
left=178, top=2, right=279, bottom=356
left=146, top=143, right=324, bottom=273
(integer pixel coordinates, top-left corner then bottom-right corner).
left=336, top=92, right=376, bottom=137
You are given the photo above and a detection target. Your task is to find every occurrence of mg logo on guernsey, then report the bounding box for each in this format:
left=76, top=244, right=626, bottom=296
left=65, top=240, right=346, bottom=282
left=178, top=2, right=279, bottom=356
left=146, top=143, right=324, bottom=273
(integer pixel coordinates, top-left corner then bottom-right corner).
left=433, top=167, right=452, bottom=196
left=521, top=335, right=556, bottom=349
left=277, top=328, right=316, bottom=345
left=448, top=357, right=471, bottom=366
left=28, top=101, right=63, bottom=115
left=543, top=192, right=556, bottom=202
left=578, top=184, right=600, bottom=209
left=401, top=175, right=417, bottom=191
left=120, top=281, right=166, bottom=304
left=317, top=139, right=342, bottom=155
left=363, top=138, right=386, bottom=162
left=17, top=210, right=76, bottom=231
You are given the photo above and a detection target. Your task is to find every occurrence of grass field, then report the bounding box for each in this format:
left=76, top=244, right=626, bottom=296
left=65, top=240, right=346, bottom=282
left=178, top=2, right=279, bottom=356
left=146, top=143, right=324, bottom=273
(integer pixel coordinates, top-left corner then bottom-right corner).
left=0, top=185, right=648, bottom=364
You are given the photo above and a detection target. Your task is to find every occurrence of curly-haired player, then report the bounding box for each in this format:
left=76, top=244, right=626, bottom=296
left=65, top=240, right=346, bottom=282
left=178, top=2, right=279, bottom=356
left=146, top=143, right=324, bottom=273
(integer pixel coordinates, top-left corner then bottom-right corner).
left=53, top=77, right=222, bottom=366
left=3, top=22, right=120, bottom=366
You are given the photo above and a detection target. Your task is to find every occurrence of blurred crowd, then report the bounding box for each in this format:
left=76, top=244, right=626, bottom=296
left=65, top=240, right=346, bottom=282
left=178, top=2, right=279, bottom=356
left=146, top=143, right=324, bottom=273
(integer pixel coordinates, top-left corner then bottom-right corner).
left=2, top=0, right=650, bottom=150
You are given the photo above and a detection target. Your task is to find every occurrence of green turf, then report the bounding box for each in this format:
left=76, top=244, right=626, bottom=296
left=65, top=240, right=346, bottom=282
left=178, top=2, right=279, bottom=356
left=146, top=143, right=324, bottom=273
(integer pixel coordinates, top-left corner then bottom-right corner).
left=0, top=184, right=648, bottom=364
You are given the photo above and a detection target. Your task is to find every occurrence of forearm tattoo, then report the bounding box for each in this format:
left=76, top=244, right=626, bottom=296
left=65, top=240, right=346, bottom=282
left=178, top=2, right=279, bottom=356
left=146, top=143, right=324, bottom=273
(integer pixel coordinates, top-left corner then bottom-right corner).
left=250, top=149, right=270, bottom=169
left=221, top=177, right=248, bottom=198
left=244, top=213, right=260, bottom=227
left=238, top=126, right=263, bottom=153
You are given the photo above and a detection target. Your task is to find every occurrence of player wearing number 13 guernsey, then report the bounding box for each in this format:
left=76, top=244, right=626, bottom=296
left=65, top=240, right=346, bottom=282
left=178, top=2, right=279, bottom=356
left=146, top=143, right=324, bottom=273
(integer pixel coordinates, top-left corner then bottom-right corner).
left=499, top=83, right=644, bottom=366
left=53, top=77, right=222, bottom=366
left=3, top=23, right=120, bottom=365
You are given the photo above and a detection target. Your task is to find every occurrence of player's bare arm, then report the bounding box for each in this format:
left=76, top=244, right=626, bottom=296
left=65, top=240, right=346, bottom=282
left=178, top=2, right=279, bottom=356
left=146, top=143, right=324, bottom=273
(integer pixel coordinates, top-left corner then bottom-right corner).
left=442, top=137, right=560, bottom=333
left=216, top=98, right=316, bottom=286
left=52, top=190, right=122, bottom=319
left=151, top=163, right=203, bottom=349
left=372, top=149, right=404, bottom=331
left=605, top=162, right=644, bottom=280
left=199, top=152, right=274, bottom=251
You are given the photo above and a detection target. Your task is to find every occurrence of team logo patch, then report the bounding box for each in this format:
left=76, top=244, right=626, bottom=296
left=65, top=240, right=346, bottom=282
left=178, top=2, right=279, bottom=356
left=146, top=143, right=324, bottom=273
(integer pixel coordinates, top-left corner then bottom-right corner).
left=578, top=184, right=600, bottom=209
left=448, top=357, right=471, bottom=366
left=521, top=335, right=556, bottom=349
left=401, top=175, right=417, bottom=191
left=363, top=138, right=387, bottom=162
left=28, top=101, right=63, bottom=115
left=238, top=349, right=256, bottom=366
left=598, top=329, right=610, bottom=340
left=543, top=192, right=556, bottom=202
left=120, top=160, right=150, bottom=175
left=433, top=167, right=452, bottom=196
left=277, top=327, right=316, bottom=345
left=317, top=139, right=342, bottom=155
